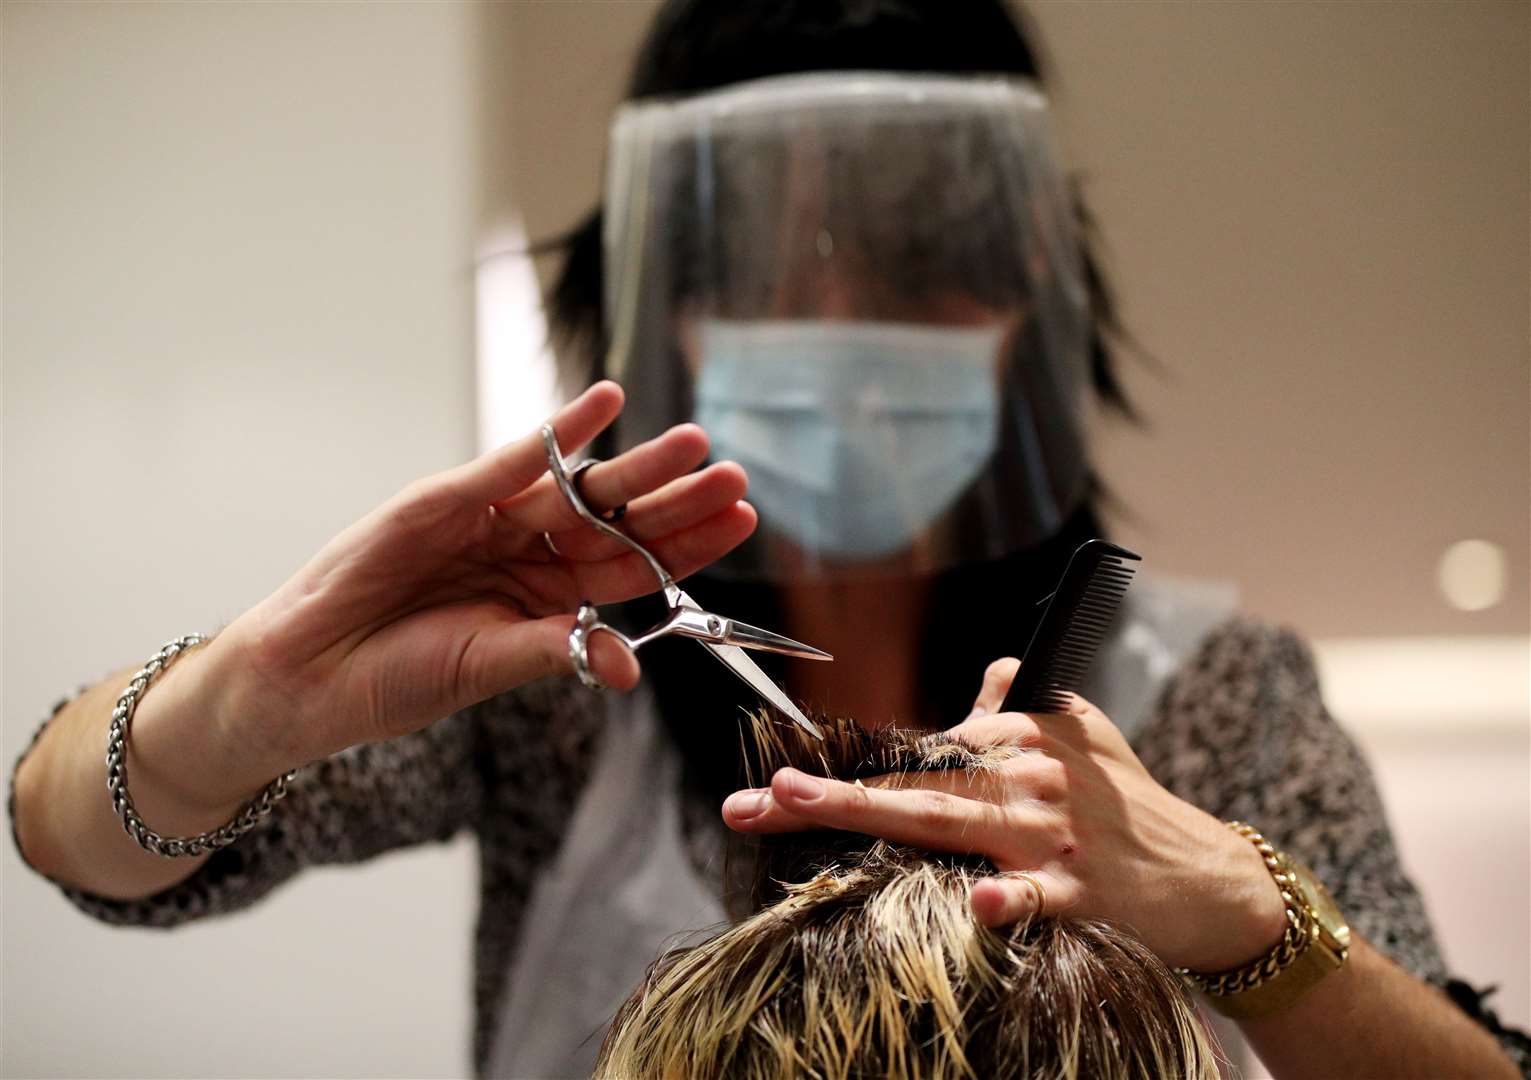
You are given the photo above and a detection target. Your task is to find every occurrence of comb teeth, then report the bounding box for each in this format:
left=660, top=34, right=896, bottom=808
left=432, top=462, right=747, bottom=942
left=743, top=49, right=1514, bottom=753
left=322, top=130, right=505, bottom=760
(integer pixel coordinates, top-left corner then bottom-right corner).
left=1000, top=540, right=1141, bottom=715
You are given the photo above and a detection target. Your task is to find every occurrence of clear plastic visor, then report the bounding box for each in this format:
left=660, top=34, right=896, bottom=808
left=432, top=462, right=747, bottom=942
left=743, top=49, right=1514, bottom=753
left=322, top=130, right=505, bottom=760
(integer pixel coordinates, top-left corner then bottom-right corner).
left=602, top=73, right=1093, bottom=581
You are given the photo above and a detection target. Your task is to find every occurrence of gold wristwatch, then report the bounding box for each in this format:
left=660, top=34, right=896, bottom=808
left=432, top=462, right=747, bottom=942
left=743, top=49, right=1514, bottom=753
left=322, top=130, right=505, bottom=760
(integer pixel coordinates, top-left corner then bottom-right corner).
left=1177, top=822, right=1352, bottom=1021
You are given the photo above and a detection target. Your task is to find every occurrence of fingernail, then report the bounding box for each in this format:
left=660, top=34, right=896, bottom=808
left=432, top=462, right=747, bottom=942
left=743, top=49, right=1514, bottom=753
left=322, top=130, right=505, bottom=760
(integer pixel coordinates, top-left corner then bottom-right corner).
left=782, top=770, right=825, bottom=802
left=969, top=706, right=988, bottom=719
left=725, top=790, right=770, bottom=819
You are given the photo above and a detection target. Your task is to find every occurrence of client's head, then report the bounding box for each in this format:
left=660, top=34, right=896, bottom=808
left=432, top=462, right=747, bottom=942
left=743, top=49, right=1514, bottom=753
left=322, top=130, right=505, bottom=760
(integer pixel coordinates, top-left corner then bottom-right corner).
left=595, top=717, right=1219, bottom=1080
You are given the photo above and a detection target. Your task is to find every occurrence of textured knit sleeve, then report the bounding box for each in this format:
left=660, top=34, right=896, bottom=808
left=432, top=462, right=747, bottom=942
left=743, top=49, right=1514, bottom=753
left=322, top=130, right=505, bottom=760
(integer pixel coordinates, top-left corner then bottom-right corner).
left=1134, top=617, right=1530, bottom=1073
left=10, top=682, right=542, bottom=929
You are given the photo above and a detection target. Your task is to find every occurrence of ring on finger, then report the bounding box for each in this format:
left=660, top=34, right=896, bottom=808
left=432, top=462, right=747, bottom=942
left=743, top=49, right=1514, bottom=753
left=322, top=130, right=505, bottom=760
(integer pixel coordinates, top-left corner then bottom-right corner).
left=999, top=870, right=1047, bottom=918
left=571, top=459, right=628, bottom=523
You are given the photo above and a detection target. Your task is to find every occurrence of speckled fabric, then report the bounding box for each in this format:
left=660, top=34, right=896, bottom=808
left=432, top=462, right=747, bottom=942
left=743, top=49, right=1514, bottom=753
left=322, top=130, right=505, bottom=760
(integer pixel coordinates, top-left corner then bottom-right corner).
left=12, top=617, right=1529, bottom=1076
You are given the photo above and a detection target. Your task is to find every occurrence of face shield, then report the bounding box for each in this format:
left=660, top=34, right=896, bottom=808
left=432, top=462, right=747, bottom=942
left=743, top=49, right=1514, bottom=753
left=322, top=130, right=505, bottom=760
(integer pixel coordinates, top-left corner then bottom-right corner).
left=602, top=72, right=1092, bottom=581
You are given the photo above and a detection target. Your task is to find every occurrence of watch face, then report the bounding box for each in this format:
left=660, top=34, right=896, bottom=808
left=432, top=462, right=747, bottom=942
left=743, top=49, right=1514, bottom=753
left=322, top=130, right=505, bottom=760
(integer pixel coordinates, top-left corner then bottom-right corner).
left=1291, top=857, right=1352, bottom=949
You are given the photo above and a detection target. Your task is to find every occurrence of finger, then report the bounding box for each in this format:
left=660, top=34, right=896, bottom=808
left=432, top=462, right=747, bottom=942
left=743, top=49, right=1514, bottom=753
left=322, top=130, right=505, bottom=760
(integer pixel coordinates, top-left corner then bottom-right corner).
left=1036, top=690, right=1123, bottom=752
left=970, top=869, right=1075, bottom=927
left=450, top=381, right=625, bottom=504
left=723, top=767, right=1014, bottom=833
left=573, top=502, right=757, bottom=602
left=546, top=462, right=748, bottom=561
left=722, top=787, right=815, bottom=832
left=464, top=613, right=640, bottom=700
left=577, top=423, right=709, bottom=517
left=860, top=765, right=1019, bottom=801
left=726, top=768, right=1008, bottom=854
left=940, top=710, right=1045, bottom=750
left=863, top=737, right=1067, bottom=809
left=1062, top=691, right=1106, bottom=721
left=725, top=757, right=1055, bottom=836
left=498, top=423, right=712, bottom=533
left=583, top=625, right=642, bottom=691
left=641, top=500, right=758, bottom=579
left=967, top=657, right=1020, bottom=719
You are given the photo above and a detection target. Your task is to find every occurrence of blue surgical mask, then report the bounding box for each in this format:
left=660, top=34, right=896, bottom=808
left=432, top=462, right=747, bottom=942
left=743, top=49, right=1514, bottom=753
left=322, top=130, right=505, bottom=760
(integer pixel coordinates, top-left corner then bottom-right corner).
left=694, top=319, right=1003, bottom=561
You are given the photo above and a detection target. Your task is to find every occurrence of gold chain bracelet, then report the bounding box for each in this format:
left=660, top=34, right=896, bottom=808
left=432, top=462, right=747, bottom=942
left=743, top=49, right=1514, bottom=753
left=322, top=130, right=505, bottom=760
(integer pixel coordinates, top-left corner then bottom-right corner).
left=1175, top=822, right=1314, bottom=997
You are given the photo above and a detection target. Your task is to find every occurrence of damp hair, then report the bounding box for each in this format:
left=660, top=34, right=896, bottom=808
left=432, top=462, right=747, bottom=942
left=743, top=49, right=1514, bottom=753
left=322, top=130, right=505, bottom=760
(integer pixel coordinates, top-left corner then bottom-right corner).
left=593, top=715, right=1221, bottom=1080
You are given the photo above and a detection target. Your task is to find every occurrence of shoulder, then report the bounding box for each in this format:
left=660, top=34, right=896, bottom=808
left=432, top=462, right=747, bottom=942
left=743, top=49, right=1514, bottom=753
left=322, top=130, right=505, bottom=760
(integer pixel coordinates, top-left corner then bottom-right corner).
left=1135, top=613, right=1347, bottom=817
left=1162, top=613, right=1320, bottom=710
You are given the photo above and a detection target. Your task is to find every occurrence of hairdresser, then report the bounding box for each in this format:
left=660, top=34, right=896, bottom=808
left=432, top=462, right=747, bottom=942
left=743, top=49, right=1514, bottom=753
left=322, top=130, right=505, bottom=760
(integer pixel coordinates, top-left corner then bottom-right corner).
left=11, top=2, right=1527, bottom=1078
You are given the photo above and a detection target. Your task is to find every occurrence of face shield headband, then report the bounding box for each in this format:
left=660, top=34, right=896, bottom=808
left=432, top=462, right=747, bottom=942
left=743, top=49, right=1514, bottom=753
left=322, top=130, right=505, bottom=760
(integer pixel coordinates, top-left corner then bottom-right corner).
left=600, top=72, right=1093, bottom=582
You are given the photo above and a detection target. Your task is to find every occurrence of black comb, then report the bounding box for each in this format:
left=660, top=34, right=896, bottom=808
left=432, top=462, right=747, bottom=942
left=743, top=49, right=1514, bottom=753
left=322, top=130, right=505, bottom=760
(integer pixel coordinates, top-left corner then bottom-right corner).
left=999, top=539, right=1142, bottom=714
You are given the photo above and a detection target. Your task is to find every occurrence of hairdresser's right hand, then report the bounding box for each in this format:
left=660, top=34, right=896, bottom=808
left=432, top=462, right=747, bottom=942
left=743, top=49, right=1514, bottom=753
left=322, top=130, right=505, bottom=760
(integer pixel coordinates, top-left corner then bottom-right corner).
left=15, top=380, right=753, bottom=900
left=222, top=380, right=754, bottom=769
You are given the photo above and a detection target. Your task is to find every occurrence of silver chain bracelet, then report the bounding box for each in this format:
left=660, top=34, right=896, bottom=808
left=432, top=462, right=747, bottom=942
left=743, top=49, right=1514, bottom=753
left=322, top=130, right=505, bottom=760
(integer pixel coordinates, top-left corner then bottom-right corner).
left=107, top=634, right=298, bottom=857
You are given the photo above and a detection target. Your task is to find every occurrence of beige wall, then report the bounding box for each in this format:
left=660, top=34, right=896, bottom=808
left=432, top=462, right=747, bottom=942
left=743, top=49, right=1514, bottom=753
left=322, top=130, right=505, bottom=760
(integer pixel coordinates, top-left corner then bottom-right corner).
left=1037, top=2, right=1529, bottom=639
left=3, top=3, right=480, bottom=1076
left=474, top=2, right=661, bottom=278
left=5, top=2, right=1527, bottom=1077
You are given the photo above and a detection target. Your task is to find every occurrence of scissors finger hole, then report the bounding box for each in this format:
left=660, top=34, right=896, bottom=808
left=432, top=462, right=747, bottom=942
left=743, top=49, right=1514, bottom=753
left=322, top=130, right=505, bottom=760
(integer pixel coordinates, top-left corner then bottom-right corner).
left=572, top=460, right=628, bottom=522
left=569, top=603, right=609, bottom=690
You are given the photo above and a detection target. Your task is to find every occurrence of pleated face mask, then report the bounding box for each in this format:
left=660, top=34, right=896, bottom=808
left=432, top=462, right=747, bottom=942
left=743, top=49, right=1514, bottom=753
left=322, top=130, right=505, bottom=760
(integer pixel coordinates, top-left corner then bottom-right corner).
left=695, top=319, right=1004, bottom=560
left=601, top=72, right=1093, bottom=580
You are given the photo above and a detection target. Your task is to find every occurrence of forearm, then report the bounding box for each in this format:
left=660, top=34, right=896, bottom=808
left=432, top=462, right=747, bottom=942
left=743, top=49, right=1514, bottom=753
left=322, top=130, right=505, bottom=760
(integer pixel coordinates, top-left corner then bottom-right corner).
left=1239, top=937, right=1521, bottom=1080
left=12, top=633, right=296, bottom=901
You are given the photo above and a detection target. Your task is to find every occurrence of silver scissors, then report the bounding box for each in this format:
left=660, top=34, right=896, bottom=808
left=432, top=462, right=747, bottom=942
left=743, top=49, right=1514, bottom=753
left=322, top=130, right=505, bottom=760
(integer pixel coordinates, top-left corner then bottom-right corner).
left=543, top=424, right=829, bottom=739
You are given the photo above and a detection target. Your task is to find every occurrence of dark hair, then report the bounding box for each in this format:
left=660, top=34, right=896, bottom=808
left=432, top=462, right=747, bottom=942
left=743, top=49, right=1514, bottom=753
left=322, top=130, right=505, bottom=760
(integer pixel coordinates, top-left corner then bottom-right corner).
left=542, top=0, right=1140, bottom=801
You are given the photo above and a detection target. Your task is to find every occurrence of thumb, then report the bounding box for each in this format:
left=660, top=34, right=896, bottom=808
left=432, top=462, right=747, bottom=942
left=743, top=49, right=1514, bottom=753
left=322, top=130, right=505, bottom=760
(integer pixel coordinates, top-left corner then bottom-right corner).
left=472, top=616, right=641, bottom=699
left=967, top=657, right=1021, bottom=719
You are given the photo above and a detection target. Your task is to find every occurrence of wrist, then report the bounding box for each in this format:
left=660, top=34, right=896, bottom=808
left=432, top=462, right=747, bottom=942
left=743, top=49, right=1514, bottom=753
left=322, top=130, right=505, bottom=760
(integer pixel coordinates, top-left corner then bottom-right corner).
left=1164, top=816, right=1292, bottom=972
left=1221, top=824, right=1295, bottom=965
left=1179, top=823, right=1354, bottom=1021
left=126, top=631, right=299, bottom=819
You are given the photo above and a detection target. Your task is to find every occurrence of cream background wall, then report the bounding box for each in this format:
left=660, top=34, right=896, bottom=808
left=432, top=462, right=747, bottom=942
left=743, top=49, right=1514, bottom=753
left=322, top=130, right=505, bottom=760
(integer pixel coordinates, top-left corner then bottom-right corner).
left=5, top=2, right=1527, bottom=1078
left=1037, top=2, right=1529, bottom=640
left=4, top=3, right=481, bottom=1077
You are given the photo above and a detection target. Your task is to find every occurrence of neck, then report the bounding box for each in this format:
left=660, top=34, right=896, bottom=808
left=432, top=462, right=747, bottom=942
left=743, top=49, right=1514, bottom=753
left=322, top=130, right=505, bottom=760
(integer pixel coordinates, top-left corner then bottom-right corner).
left=779, top=575, right=933, bottom=729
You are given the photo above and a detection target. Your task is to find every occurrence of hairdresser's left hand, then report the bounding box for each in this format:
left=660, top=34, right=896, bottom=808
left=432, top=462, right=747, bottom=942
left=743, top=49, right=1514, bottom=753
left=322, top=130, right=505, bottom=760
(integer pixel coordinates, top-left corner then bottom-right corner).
left=722, top=657, right=1290, bottom=973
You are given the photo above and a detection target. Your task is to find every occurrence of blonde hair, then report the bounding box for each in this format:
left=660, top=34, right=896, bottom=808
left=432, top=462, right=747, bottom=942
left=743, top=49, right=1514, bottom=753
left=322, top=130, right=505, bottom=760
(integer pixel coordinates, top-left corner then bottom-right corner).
left=595, top=717, right=1220, bottom=1080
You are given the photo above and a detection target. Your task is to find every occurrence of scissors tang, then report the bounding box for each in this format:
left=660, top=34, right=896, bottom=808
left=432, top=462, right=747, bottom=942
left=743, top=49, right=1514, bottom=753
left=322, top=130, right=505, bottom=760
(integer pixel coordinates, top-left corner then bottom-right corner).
left=667, top=590, right=833, bottom=661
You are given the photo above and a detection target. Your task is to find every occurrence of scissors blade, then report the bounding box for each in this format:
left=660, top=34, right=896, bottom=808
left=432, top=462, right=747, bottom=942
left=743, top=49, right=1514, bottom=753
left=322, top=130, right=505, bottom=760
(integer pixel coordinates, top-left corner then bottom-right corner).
left=702, top=641, right=823, bottom=741
left=721, top=619, right=833, bottom=661
left=670, top=588, right=831, bottom=660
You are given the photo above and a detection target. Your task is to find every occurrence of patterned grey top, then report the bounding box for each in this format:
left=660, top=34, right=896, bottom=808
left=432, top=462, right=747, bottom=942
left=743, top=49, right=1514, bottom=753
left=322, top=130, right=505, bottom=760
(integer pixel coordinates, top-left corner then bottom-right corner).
left=12, top=617, right=1530, bottom=1076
